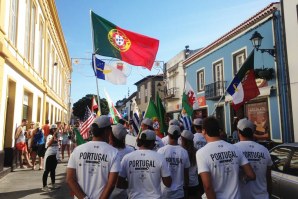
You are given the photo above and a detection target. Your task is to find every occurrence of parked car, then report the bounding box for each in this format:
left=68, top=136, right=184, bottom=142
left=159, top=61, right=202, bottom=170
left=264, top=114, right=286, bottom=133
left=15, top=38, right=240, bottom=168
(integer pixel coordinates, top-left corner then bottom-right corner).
left=270, top=143, right=298, bottom=199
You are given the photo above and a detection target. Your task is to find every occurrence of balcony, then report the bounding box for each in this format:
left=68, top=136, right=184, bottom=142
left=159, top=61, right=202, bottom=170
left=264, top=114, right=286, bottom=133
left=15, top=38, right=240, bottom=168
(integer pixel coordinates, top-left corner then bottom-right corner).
left=205, top=81, right=226, bottom=100
left=165, top=87, right=179, bottom=99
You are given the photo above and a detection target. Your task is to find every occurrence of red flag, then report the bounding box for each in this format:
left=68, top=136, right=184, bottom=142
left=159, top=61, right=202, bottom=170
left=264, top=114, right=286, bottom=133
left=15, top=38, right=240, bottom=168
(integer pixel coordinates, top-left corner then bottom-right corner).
left=80, top=107, right=96, bottom=139
left=91, top=96, right=98, bottom=112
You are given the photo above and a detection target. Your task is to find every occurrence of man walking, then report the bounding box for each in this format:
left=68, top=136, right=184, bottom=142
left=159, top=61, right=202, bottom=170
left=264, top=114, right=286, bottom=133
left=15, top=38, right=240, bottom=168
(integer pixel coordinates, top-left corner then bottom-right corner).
left=66, top=115, right=120, bottom=199
left=193, top=118, right=207, bottom=150
left=117, top=129, right=172, bottom=199
left=196, top=116, right=256, bottom=199
left=158, top=125, right=190, bottom=199
left=234, top=118, right=272, bottom=199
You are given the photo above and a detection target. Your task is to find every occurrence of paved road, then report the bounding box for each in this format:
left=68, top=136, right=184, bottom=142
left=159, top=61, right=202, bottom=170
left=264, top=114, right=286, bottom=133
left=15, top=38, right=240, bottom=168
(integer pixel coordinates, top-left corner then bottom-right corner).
left=0, top=160, right=72, bottom=199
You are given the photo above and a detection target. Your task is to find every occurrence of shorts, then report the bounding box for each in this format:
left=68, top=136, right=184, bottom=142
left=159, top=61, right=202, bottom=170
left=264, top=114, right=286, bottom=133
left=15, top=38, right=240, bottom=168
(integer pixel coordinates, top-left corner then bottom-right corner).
left=37, top=144, right=46, bottom=157
left=16, top=142, right=28, bottom=152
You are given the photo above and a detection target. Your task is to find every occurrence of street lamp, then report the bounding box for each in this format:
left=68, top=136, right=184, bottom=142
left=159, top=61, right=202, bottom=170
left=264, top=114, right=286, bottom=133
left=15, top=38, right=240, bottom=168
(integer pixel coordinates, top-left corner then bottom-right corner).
left=250, top=31, right=275, bottom=57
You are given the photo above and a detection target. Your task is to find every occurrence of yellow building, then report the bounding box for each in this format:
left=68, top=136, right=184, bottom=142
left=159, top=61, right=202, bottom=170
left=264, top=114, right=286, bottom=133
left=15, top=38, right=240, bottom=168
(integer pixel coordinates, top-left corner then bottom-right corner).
left=0, top=0, right=71, bottom=172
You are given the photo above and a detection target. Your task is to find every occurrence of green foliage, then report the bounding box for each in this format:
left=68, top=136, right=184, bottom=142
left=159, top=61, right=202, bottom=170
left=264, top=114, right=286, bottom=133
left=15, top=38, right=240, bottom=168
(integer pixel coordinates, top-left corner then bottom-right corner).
left=72, top=94, right=109, bottom=119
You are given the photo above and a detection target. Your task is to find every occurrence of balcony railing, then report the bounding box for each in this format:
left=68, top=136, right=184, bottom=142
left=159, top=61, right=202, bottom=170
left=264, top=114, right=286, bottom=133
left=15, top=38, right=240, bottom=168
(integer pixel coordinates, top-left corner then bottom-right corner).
left=165, top=87, right=179, bottom=99
left=205, top=81, right=226, bottom=100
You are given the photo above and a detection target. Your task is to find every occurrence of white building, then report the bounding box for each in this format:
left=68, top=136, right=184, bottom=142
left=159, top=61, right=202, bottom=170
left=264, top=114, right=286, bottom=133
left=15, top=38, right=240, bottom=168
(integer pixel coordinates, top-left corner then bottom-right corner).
left=0, top=0, right=71, bottom=171
left=281, top=0, right=298, bottom=142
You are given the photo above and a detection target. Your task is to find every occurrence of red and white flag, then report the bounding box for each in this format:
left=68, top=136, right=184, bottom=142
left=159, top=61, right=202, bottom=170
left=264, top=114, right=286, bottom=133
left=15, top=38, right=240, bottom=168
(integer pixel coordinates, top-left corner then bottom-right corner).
left=80, top=106, right=96, bottom=139
left=91, top=96, right=98, bottom=112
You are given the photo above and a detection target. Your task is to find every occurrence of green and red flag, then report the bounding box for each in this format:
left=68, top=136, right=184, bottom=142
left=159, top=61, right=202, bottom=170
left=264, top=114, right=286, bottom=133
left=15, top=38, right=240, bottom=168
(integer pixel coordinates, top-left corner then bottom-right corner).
left=156, top=93, right=167, bottom=136
left=144, top=98, right=164, bottom=138
left=182, top=80, right=198, bottom=117
left=91, top=11, right=159, bottom=70
left=73, top=127, right=85, bottom=146
left=227, top=50, right=260, bottom=111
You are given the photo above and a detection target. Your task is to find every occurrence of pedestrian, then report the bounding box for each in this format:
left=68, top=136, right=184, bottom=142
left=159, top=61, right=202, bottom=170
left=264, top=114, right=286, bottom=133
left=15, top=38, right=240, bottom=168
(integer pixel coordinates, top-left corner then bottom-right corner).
left=31, top=122, right=45, bottom=170
left=117, top=129, right=172, bottom=199
left=109, top=124, right=134, bottom=199
left=42, top=119, right=50, bottom=140
left=157, top=125, right=190, bottom=199
left=141, top=118, right=164, bottom=151
left=42, top=124, right=59, bottom=191
left=161, top=119, right=181, bottom=146
left=61, top=124, right=71, bottom=160
left=196, top=116, right=256, bottom=199
left=27, top=121, right=35, bottom=155
left=234, top=118, right=273, bottom=199
left=180, top=130, right=201, bottom=199
left=15, top=119, right=33, bottom=168
left=66, top=115, right=120, bottom=199
left=193, top=118, right=207, bottom=150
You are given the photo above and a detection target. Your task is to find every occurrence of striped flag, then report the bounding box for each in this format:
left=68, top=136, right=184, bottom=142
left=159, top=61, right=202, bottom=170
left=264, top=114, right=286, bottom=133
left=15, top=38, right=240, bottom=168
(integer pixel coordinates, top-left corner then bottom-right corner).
left=179, top=112, right=192, bottom=131
left=131, top=99, right=140, bottom=136
left=80, top=106, right=96, bottom=139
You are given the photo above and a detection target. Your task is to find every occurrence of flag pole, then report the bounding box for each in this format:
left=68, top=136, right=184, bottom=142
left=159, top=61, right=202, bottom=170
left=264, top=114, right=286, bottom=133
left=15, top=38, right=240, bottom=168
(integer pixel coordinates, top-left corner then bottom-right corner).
left=90, top=10, right=101, bottom=116
left=210, top=88, right=227, bottom=116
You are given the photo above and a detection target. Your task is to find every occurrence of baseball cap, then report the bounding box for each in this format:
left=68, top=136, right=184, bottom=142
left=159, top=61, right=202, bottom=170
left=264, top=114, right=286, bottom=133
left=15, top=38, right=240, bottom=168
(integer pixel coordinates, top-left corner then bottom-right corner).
left=112, top=124, right=127, bottom=140
left=237, top=118, right=255, bottom=131
left=141, top=118, right=153, bottom=127
left=50, top=124, right=57, bottom=129
left=139, top=130, right=156, bottom=141
left=93, top=115, right=111, bottom=128
left=168, top=125, right=181, bottom=136
left=193, top=118, right=203, bottom=126
left=181, top=130, right=194, bottom=140
left=169, top=119, right=180, bottom=126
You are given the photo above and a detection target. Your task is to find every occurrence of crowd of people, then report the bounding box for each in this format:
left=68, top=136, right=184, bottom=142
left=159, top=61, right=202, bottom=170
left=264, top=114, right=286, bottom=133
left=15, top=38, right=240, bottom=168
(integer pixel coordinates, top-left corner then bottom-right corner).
left=65, top=114, right=273, bottom=199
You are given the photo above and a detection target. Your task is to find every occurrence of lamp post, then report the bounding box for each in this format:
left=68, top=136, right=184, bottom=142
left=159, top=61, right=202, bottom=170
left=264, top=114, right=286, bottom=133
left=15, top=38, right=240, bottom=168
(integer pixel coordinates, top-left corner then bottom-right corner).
left=250, top=31, right=276, bottom=57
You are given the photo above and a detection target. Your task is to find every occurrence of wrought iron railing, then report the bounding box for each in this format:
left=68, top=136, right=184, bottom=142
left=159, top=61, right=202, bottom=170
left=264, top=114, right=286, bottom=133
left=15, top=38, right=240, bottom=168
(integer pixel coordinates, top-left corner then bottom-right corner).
left=205, top=81, right=226, bottom=100
left=165, top=87, right=179, bottom=99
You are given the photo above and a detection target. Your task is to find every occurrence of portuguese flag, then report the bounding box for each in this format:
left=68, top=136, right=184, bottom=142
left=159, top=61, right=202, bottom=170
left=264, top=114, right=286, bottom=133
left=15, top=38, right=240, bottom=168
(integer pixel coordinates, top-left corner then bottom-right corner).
left=91, top=11, right=159, bottom=70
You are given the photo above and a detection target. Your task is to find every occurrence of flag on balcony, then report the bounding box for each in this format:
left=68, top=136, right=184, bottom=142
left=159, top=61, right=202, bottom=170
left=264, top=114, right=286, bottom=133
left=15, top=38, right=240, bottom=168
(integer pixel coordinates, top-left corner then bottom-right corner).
left=156, top=93, right=167, bottom=136
left=91, top=11, right=159, bottom=70
left=182, top=80, right=199, bottom=116
left=92, top=55, right=127, bottom=85
left=143, top=98, right=164, bottom=138
left=227, top=50, right=260, bottom=111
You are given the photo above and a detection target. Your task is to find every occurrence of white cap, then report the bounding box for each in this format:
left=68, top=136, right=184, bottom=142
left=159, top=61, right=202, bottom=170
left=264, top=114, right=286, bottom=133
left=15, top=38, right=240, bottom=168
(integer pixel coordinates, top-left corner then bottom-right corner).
left=141, top=118, right=153, bottom=127
left=237, top=118, right=255, bottom=131
left=93, top=115, right=111, bottom=128
left=168, top=125, right=181, bottom=136
left=139, top=130, right=156, bottom=141
left=112, top=124, right=127, bottom=140
left=181, top=130, right=194, bottom=140
left=193, top=118, right=203, bottom=126
left=50, top=124, right=57, bottom=129
left=169, top=119, right=180, bottom=126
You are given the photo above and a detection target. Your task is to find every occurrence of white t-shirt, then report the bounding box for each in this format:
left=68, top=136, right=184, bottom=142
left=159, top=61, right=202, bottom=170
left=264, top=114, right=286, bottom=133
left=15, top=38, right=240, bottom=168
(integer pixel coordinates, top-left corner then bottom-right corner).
left=154, top=136, right=165, bottom=151
left=234, top=141, right=273, bottom=199
left=157, top=145, right=190, bottom=199
left=67, top=141, right=120, bottom=199
left=196, top=140, right=249, bottom=199
left=162, top=135, right=182, bottom=146
left=189, top=164, right=199, bottom=187
left=120, top=149, right=171, bottom=199
left=193, top=133, right=207, bottom=150
left=45, top=134, right=59, bottom=156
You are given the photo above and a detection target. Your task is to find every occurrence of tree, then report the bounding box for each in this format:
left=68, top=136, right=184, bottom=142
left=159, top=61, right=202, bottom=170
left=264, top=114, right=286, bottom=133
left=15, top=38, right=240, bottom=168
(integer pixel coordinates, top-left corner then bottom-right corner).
left=72, top=94, right=109, bottom=119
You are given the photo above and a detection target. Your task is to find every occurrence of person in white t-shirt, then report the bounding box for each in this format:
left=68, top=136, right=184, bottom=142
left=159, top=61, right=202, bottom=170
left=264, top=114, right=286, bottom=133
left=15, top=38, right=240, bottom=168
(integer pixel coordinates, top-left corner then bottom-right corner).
left=196, top=116, right=256, bottom=199
left=109, top=124, right=134, bottom=199
left=234, top=118, right=273, bottom=199
left=162, top=119, right=181, bottom=146
left=117, top=129, right=172, bottom=199
left=158, top=125, right=190, bottom=199
left=193, top=118, right=207, bottom=150
left=67, top=115, right=120, bottom=199
left=181, top=130, right=200, bottom=199
left=141, top=118, right=164, bottom=151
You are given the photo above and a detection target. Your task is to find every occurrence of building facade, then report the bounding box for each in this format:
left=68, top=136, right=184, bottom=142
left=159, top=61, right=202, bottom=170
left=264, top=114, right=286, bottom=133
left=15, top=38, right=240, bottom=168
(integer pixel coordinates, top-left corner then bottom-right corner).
left=0, top=0, right=71, bottom=171
left=184, top=3, right=285, bottom=143
left=281, top=0, right=298, bottom=142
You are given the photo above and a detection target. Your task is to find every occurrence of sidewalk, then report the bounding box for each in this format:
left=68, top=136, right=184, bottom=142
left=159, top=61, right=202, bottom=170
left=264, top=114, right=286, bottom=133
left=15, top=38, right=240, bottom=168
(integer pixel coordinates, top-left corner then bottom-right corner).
left=0, top=159, right=72, bottom=199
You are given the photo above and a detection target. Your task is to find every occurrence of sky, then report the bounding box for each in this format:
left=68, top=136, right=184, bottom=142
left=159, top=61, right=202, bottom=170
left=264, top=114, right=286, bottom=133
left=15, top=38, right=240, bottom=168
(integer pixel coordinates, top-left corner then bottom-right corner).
left=55, top=0, right=276, bottom=104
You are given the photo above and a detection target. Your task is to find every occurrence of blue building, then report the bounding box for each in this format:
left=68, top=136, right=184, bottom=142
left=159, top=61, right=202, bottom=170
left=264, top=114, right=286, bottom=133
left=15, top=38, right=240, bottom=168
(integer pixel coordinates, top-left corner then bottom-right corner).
left=183, top=3, right=288, bottom=143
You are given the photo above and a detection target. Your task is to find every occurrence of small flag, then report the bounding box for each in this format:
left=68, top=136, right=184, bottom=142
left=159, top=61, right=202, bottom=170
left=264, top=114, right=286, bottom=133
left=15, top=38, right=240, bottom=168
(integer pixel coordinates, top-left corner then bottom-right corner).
left=73, top=127, right=85, bottom=146
left=156, top=93, right=167, bottom=136
left=131, top=99, right=140, bottom=136
left=227, top=51, right=260, bottom=111
left=91, top=11, right=159, bottom=70
left=104, top=89, right=122, bottom=124
left=91, top=96, right=98, bottom=112
left=182, top=80, right=198, bottom=117
left=144, top=98, right=163, bottom=138
left=80, top=106, right=96, bottom=139
left=92, top=55, right=127, bottom=85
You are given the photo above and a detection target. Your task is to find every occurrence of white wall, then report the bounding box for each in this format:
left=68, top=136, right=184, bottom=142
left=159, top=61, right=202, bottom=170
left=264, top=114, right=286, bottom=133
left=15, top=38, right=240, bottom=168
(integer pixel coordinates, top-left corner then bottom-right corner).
left=282, top=0, right=298, bottom=141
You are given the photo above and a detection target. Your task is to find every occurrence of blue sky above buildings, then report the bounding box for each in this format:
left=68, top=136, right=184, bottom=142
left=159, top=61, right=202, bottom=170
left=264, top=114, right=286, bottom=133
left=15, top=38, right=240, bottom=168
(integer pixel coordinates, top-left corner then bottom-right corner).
left=55, top=0, right=276, bottom=104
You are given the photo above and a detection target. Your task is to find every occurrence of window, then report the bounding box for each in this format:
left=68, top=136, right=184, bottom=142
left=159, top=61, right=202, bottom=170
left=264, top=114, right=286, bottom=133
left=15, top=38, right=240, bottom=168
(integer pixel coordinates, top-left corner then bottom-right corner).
left=38, top=19, right=44, bottom=75
left=23, top=94, right=29, bottom=119
left=46, top=38, right=51, bottom=82
left=29, top=3, right=36, bottom=66
left=24, top=0, right=31, bottom=60
left=145, top=89, right=148, bottom=103
left=213, top=60, right=223, bottom=82
left=233, top=49, right=246, bottom=75
left=270, top=147, right=292, bottom=172
left=8, top=0, right=18, bottom=46
left=197, top=69, right=204, bottom=92
left=287, top=149, right=298, bottom=176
